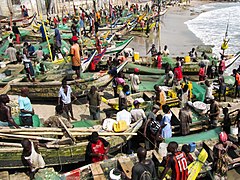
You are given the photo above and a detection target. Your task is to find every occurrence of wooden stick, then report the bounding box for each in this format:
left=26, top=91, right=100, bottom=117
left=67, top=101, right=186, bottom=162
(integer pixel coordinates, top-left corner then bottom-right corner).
left=58, top=118, right=76, bottom=142
left=0, top=142, right=22, bottom=147
left=0, top=133, right=57, bottom=141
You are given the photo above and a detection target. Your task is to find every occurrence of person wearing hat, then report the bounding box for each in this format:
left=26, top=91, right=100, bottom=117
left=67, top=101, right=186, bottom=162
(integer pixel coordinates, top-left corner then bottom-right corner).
left=70, top=35, right=81, bottom=79
left=130, top=100, right=146, bottom=122
left=213, top=132, right=238, bottom=180
left=85, top=132, right=110, bottom=163
left=128, top=68, right=140, bottom=94
left=143, top=104, right=160, bottom=150
left=179, top=102, right=192, bottom=135
left=132, top=147, right=157, bottom=180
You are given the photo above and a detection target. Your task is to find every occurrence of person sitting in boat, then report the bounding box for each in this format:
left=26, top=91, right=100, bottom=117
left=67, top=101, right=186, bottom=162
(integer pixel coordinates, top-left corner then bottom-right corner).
left=179, top=102, right=192, bottom=136
left=213, top=132, right=238, bottom=180
left=85, top=132, right=110, bottom=163
left=144, top=104, right=160, bottom=150
left=21, top=138, right=45, bottom=174
left=207, top=97, right=220, bottom=128
left=181, top=144, right=194, bottom=165
left=159, top=141, right=189, bottom=180
left=162, top=45, right=170, bottom=57
left=0, top=94, right=20, bottom=128
left=131, top=147, right=157, bottom=180
left=173, top=63, right=183, bottom=85
left=44, top=105, right=73, bottom=128
left=154, top=85, right=166, bottom=110
left=130, top=100, right=146, bottom=123
left=58, top=79, right=77, bottom=121
left=204, top=80, right=214, bottom=103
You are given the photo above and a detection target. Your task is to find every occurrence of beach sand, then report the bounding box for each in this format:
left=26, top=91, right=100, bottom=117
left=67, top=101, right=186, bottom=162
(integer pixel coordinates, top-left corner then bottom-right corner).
left=129, top=0, right=209, bottom=56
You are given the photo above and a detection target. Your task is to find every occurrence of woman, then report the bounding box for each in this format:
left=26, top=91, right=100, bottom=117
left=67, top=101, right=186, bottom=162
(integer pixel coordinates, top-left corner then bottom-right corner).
left=160, top=105, right=172, bottom=138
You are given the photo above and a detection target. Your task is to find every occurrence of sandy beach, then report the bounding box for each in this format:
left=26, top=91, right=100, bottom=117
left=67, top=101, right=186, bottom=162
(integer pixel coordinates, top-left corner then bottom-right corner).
left=129, top=0, right=211, bottom=56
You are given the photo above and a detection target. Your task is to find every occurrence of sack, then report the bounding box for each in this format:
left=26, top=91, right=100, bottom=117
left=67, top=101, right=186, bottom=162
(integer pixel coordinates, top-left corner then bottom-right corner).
left=150, top=120, right=161, bottom=135
left=140, top=170, right=152, bottom=180
left=113, top=120, right=128, bottom=132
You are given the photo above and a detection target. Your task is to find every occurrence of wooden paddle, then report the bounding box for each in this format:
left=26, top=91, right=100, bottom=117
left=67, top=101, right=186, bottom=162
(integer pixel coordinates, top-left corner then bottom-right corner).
left=58, top=118, right=76, bottom=143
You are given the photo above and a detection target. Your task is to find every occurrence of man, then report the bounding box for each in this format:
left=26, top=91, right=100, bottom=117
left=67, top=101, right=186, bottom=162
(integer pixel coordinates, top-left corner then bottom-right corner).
left=70, top=36, right=81, bottom=79
left=159, top=141, right=188, bottom=180
left=173, top=63, right=183, bottom=85
left=39, top=22, right=47, bottom=42
left=233, top=69, right=240, bottom=98
left=118, top=85, right=130, bottom=111
left=179, top=102, right=192, bottom=135
left=18, top=87, right=34, bottom=126
left=116, top=107, right=131, bottom=126
left=5, top=43, right=17, bottom=63
left=58, top=79, right=77, bottom=121
left=22, top=48, right=36, bottom=82
left=54, top=24, right=62, bottom=52
left=128, top=68, right=140, bottom=94
left=87, top=86, right=101, bottom=120
left=44, top=105, right=73, bottom=128
left=154, top=85, right=166, bottom=109
left=162, top=45, right=170, bottom=57
left=0, top=94, right=20, bottom=128
left=213, top=132, right=238, bottom=180
left=131, top=147, right=157, bottom=180
left=12, top=22, right=21, bottom=44
left=178, top=84, right=190, bottom=108
left=218, top=76, right=227, bottom=102
left=85, top=132, right=110, bottom=163
left=147, top=44, right=157, bottom=57
left=198, top=64, right=206, bottom=81
left=130, top=100, right=146, bottom=122
left=208, top=97, right=220, bottom=128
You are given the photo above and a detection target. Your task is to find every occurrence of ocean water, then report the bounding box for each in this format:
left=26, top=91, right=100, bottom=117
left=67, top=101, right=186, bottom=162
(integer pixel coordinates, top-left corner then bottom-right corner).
left=185, top=2, right=240, bottom=73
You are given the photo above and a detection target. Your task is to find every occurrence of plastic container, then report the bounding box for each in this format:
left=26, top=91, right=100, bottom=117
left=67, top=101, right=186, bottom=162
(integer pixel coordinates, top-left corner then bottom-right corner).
left=158, top=143, right=168, bottom=157
left=230, top=126, right=238, bottom=135
left=134, top=52, right=140, bottom=61
left=184, top=55, right=191, bottom=63
left=189, top=142, right=196, bottom=153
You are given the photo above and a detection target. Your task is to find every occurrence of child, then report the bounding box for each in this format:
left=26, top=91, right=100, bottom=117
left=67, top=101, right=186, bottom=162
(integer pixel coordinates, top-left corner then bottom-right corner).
left=181, top=144, right=194, bottom=165
left=33, top=46, right=44, bottom=61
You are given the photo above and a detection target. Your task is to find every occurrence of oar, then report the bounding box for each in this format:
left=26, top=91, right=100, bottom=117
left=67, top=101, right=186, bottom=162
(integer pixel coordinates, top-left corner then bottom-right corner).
left=58, top=118, right=76, bottom=143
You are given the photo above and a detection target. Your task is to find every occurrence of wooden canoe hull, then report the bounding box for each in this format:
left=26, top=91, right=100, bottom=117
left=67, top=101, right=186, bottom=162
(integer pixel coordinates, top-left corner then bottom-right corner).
left=0, top=119, right=142, bottom=170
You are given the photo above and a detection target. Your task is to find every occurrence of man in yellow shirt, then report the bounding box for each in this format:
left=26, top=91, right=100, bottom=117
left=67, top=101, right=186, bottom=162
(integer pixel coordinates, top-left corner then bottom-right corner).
left=70, top=36, right=81, bottom=79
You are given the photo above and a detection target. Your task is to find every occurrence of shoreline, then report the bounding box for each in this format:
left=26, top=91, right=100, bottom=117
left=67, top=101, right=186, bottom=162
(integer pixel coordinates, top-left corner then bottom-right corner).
left=129, top=0, right=213, bottom=56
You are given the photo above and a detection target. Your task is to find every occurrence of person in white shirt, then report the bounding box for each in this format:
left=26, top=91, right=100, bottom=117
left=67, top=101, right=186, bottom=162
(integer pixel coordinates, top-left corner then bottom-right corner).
left=8, top=34, right=14, bottom=44
left=5, top=43, right=17, bottom=63
left=58, top=79, right=77, bottom=121
left=130, top=100, right=146, bottom=122
left=128, top=68, right=141, bottom=94
left=205, top=80, right=214, bottom=103
left=116, top=107, right=131, bottom=126
left=162, top=45, right=170, bottom=57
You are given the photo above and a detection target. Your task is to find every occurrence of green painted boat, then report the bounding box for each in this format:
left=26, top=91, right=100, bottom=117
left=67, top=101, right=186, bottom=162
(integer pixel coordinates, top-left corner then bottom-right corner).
left=105, top=37, right=134, bottom=55
left=0, top=119, right=143, bottom=169
left=133, top=22, right=156, bottom=31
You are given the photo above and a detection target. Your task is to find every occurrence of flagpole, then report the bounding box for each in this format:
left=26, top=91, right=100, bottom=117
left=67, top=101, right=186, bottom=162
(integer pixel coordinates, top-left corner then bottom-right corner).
left=109, top=0, right=113, bottom=34
left=158, top=0, right=161, bottom=52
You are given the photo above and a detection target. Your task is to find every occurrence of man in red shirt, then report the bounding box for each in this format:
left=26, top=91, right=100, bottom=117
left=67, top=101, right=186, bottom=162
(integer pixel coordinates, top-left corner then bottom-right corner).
left=159, top=141, right=188, bottom=180
left=173, top=63, right=183, bottom=85
left=85, top=132, right=110, bottom=163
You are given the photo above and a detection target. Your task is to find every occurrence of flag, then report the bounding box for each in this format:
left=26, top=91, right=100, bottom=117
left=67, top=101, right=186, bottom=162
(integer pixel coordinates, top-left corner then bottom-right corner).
left=92, top=48, right=107, bottom=65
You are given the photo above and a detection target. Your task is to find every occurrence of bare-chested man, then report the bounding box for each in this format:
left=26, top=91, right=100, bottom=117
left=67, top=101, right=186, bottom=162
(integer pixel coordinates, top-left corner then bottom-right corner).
left=0, top=94, right=20, bottom=128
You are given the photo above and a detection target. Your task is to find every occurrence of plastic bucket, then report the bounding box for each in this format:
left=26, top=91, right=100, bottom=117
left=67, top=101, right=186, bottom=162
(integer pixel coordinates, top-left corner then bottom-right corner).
left=189, top=142, right=196, bottom=153
left=134, top=52, right=140, bottom=61
left=158, top=143, right=168, bottom=157
left=230, top=126, right=238, bottom=135
left=184, top=55, right=190, bottom=63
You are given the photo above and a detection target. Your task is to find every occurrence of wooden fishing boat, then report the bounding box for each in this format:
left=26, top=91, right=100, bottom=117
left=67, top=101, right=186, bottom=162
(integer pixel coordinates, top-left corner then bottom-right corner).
left=133, top=22, right=156, bottom=31
left=0, top=118, right=142, bottom=170
left=105, top=37, right=134, bottom=55
left=0, top=64, right=25, bottom=94
left=9, top=61, right=128, bottom=100
left=0, top=13, right=37, bottom=28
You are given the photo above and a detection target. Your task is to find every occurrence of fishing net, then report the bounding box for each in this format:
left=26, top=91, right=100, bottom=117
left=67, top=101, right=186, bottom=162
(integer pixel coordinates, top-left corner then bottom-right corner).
left=192, top=82, right=206, bottom=102
left=72, top=120, right=100, bottom=127
left=126, top=63, right=165, bottom=75
left=13, top=114, right=41, bottom=127
left=165, top=127, right=221, bottom=144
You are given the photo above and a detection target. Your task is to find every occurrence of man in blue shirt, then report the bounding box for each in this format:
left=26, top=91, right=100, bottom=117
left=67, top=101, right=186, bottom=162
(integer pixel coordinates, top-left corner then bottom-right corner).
left=40, top=22, right=46, bottom=42
left=18, top=87, right=34, bottom=126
